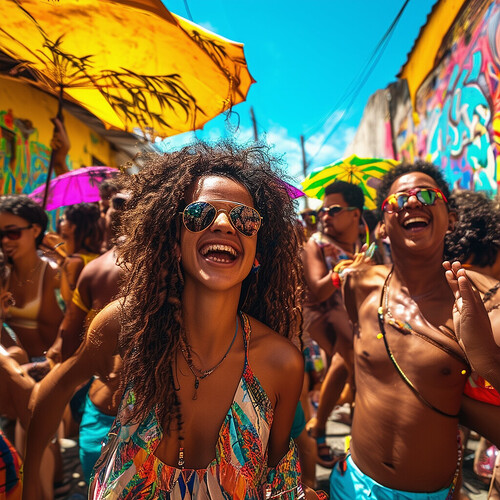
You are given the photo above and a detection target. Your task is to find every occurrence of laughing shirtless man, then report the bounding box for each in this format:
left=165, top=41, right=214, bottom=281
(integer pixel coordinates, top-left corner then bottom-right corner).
left=330, top=162, right=500, bottom=499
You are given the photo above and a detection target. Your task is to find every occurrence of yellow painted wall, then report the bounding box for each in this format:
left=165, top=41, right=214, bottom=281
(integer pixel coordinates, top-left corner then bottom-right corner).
left=400, top=0, right=468, bottom=108
left=0, top=76, right=116, bottom=194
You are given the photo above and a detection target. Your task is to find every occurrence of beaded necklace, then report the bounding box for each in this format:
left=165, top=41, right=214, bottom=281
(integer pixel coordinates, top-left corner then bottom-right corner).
left=483, top=280, right=500, bottom=312
left=377, top=269, right=465, bottom=419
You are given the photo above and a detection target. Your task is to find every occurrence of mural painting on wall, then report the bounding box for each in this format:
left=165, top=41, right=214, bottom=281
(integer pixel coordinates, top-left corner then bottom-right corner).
left=0, top=108, right=53, bottom=195
left=399, top=0, right=500, bottom=193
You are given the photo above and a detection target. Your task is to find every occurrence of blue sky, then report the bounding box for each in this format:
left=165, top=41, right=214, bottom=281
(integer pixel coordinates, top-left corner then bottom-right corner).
left=158, top=0, right=437, bottom=186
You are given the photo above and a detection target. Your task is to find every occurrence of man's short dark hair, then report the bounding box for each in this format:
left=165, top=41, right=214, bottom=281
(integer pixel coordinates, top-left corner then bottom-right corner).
left=376, top=161, right=450, bottom=218
left=324, top=180, right=364, bottom=211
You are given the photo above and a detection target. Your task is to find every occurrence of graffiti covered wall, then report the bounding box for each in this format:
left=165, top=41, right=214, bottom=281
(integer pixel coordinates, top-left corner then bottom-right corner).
left=0, top=77, right=116, bottom=195
left=396, top=0, right=500, bottom=193
left=347, top=0, right=499, bottom=195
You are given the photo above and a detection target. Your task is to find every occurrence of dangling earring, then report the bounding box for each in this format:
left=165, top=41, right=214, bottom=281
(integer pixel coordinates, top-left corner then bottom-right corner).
left=251, top=257, right=260, bottom=275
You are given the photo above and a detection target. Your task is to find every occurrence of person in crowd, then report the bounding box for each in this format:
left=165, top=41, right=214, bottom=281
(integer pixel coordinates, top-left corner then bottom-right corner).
left=444, top=190, right=500, bottom=498
left=302, top=181, right=364, bottom=467
left=23, top=142, right=320, bottom=499
left=98, top=179, right=122, bottom=252
left=329, top=162, right=500, bottom=499
left=0, top=249, right=55, bottom=500
left=98, top=179, right=120, bottom=217
left=51, top=190, right=128, bottom=481
left=0, top=195, right=63, bottom=363
left=59, top=202, right=102, bottom=307
left=300, top=208, right=319, bottom=240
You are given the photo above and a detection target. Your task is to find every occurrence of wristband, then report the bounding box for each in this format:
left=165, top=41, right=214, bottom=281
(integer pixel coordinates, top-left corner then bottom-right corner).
left=331, top=271, right=341, bottom=289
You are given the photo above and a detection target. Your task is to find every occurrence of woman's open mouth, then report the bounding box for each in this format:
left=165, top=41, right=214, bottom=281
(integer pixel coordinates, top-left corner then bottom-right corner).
left=200, top=243, right=238, bottom=263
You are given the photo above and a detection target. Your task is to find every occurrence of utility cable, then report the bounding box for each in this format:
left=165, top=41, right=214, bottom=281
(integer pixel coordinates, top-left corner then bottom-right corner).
left=306, top=0, right=411, bottom=138
left=183, top=0, right=194, bottom=21
left=306, top=0, right=411, bottom=165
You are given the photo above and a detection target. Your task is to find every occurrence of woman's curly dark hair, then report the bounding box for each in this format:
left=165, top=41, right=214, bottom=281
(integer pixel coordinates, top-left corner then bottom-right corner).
left=376, top=161, right=451, bottom=219
left=0, top=195, right=48, bottom=247
left=116, top=141, right=304, bottom=429
left=63, top=203, right=101, bottom=254
left=444, top=190, right=500, bottom=267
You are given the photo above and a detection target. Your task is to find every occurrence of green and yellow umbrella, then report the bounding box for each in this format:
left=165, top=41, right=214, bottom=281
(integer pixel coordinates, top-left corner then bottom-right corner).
left=301, top=154, right=400, bottom=210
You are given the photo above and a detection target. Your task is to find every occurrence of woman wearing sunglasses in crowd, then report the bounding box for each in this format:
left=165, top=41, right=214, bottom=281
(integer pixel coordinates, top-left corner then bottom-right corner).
left=0, top=195, right=63, bottom=365
left=23, top=141, right=323, bottom=499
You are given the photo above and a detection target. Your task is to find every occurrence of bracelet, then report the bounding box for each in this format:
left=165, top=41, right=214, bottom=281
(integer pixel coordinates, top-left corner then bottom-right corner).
left=331, top=270, right=341, bottom=289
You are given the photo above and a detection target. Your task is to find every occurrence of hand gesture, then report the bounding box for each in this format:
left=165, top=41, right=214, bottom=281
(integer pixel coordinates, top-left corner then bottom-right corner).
left=443, top=261, right=497, bottom=374
left=334, top=242, right=377, bottom=275
left=50, top=117, right=70, bottom=175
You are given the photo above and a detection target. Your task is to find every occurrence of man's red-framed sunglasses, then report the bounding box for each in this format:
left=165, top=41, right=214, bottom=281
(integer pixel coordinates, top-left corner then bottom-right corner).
left=381, top=188, right=447, bottom=214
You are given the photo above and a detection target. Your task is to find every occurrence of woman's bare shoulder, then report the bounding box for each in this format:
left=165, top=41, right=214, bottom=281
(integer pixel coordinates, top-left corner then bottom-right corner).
left=43, top=260, right=61, bottom=286
left=246, top=316, right=303, bottom=371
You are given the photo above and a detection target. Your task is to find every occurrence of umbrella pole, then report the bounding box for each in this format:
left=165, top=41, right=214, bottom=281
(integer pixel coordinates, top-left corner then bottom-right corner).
left=42, top=89, right=64, bottom=209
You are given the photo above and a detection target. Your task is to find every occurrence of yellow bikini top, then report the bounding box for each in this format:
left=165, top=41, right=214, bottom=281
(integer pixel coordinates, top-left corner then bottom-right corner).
left=7, top=260, right=48, bottom=330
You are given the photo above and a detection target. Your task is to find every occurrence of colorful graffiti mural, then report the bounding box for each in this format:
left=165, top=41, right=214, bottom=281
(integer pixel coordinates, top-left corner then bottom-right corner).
left=402, top=0, right=500, bottom=193
left=0, top=109, right=53, bottom=195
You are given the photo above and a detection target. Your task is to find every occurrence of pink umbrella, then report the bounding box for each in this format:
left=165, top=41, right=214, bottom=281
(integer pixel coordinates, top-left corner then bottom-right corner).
left=29, top=166, right=118, bottom=210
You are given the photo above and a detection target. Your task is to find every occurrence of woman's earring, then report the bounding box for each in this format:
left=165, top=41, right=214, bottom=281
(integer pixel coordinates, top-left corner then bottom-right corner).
left=251, top=258, right=260, bottom=275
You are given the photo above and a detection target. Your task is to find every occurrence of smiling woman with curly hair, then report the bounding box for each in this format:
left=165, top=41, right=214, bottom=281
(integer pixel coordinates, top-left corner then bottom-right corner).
left=24, top=141, right=311, bottom=500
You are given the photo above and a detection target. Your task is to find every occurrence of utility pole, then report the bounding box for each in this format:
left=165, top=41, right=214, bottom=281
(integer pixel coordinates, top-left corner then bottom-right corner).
left=250, top=107, right=258, bottom=142
left=300, top=134, right=308, bottom=208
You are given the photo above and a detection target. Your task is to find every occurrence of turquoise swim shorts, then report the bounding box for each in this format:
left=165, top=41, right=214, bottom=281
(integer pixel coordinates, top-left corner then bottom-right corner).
left=330, top=455, right=453, bottom=499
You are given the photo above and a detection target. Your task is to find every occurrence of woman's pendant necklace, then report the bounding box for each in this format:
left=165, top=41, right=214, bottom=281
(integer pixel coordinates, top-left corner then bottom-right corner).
left=193, top=376, right=200, bottom=400
left=180, top=317, right=239, bottom=400
left=13, top=260, right=43, bottom=287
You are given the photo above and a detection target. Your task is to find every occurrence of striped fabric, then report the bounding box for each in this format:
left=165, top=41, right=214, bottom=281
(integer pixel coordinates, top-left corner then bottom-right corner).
left=301, top=155, right=399, bottom=210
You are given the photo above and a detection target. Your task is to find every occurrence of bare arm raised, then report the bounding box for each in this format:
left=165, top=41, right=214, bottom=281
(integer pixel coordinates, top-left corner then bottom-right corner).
left=444, top=261, right=500, bottom=390
left=22, top=300, right=121, bottom=500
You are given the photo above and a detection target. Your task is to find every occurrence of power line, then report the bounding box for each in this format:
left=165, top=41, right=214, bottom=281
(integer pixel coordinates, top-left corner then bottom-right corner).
left=183, top=0, right=194, bottom=21
left=306, top=0, right=411, bottom=166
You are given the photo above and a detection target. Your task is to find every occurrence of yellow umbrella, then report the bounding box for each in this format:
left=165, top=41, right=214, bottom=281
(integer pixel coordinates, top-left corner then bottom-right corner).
left=301, top=154, right=400, bottom=210
left=0, top=0, right=255, bottom=139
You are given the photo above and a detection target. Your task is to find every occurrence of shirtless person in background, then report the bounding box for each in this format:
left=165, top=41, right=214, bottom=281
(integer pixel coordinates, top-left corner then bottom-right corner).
left=330, top=163, right=500, bottom=499
left=44, top=192, right=127, bottom=482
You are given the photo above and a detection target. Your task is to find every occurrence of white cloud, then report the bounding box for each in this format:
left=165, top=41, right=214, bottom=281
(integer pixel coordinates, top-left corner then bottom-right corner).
left=198, top=21, right=218, bottom=34
left=256, top=116, right=357, bottom=183
left=152, top=115, right=356, bottom=193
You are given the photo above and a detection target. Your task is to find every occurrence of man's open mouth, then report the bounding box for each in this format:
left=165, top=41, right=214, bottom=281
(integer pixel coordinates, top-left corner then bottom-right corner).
left=403, top=217, right=429, bottom=230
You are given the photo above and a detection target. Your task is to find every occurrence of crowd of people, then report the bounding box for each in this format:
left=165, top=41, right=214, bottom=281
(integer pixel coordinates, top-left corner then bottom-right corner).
left=0, top=140, right=499, bottom=500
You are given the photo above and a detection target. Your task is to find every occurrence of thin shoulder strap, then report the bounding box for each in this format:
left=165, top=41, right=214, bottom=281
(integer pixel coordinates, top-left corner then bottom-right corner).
left=239, top=311, right=251, bottom=356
